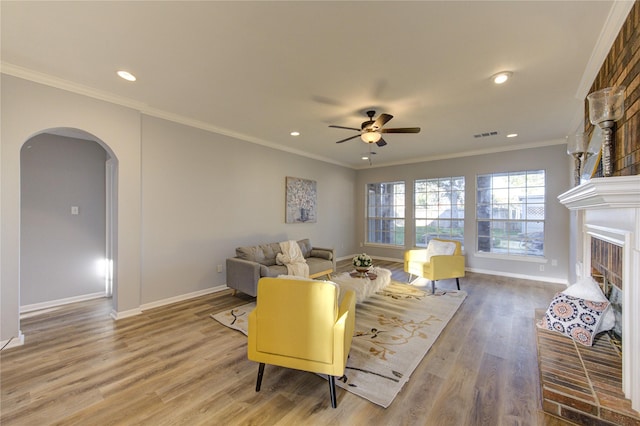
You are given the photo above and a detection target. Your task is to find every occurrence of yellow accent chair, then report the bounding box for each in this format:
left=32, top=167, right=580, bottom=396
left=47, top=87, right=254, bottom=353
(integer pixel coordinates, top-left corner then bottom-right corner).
left=247, top=277, right=356, bottom=408
left=404, top=238, right=465, bottom=294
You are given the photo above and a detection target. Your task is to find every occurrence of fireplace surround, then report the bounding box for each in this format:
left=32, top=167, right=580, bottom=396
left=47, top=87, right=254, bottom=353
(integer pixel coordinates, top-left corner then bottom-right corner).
left=558, top=175, right=640, bottom=413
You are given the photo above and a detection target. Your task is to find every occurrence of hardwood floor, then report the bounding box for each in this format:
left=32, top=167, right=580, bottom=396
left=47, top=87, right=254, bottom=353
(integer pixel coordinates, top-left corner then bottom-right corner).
left=1, top=260, right=577, bottom=425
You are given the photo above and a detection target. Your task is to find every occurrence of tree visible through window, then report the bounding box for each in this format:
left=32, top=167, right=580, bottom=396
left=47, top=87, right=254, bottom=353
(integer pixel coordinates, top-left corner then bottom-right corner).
left=476, top=170, right=545, bottom=257
left=366, top=181, right=405, bottom=246
left=414, top=177, right=465, bottom=247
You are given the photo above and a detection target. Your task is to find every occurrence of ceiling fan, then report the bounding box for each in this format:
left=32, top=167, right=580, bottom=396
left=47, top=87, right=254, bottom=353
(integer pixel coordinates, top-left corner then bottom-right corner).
left=329, top=110, right=420, bottom=147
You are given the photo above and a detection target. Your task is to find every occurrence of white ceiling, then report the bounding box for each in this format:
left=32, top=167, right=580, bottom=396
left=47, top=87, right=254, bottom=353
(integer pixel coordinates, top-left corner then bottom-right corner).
left=1, top=1, right=633, bottom=168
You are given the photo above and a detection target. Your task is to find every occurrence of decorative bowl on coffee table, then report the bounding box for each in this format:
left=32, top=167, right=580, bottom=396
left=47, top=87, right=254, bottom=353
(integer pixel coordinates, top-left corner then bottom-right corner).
left=354, top=266, right=371, bottom=278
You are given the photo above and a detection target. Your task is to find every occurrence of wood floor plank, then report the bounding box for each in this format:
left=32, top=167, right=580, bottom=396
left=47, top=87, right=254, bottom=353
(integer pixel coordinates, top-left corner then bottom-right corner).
left=1, top=260, right=576, bottom=425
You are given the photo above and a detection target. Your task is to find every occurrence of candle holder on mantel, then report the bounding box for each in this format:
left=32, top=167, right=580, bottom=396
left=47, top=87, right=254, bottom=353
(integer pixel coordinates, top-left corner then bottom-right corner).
left=566, top=133, right=587, bottom=186
left=587, top=86, right=625, bottom=177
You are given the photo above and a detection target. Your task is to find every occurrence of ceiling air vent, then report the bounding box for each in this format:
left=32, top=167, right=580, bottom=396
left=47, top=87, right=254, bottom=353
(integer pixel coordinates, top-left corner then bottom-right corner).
left=474, top=131, right=498, bottom=138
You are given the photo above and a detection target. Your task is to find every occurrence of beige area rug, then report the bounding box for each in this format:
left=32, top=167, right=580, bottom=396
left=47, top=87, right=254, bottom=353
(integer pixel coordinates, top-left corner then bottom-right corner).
left=211, top=281, right=466, bottom=408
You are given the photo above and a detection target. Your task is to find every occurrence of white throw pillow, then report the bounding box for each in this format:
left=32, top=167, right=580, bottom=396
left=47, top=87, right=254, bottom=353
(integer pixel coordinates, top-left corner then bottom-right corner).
left=562, top=276, right=615, bottom=333
left=425, top=240, right=456, bottom=260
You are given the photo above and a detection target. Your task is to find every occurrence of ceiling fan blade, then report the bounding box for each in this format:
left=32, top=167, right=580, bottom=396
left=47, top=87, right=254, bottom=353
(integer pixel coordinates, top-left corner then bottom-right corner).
left=335, top=134, right=360, bottom=144
left=376, top=138, right=388, bottom=147
left=381, top=127, right=421, bottom=134
left=329, top=125, right=360, bottom=131
left=372, top=113, right=393, bottom=130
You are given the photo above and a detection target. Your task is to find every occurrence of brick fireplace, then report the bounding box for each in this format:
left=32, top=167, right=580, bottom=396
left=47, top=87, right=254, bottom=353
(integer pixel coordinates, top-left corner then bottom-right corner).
left=558, top=175, right=640, bottom=414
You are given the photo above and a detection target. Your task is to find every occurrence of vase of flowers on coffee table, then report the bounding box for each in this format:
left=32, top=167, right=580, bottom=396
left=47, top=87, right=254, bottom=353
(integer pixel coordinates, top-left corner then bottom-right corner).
left=352, top=253, right=373, bottom=278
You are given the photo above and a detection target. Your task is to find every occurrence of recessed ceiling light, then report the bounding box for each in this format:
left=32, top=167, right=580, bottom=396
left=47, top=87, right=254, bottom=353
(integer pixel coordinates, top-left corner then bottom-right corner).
left=507, top=133, right=518, bottom=138
left=492, top=71, right=512, bottom=84
left=361, top=156, right=369, bottom=160
left=117, top=70, right=136, bottom=82
left=290, top=131, right=300, bottom=136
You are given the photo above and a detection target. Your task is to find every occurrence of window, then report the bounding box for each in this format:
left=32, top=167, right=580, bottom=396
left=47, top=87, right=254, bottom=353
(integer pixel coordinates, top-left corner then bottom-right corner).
left=366, top=181, right=405, bottom=246
left=414, top=177, right=465, bottom=247
left=476, top=170, right=545, bottom=257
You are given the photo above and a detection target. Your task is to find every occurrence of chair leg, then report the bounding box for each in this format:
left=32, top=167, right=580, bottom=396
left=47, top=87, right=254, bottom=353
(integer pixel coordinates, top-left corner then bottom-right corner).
left=328, top=375, right=337, bottom=408
left=256, top=363, right=265, bottom=392
left=456, top=277, right=460, bottom=290
left=431, top=280, right=436, bottom=294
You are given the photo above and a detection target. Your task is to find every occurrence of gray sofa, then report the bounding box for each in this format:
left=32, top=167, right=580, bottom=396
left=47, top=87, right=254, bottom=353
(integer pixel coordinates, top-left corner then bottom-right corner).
left=226, top=238, right=335, bottom=297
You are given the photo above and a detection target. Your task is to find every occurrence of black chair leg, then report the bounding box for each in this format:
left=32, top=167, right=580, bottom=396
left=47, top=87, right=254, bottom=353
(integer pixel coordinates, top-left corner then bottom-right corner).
left=456, top=277, right=460, bottom=290
left=431, top=280, right=436, bottom=294
left=328, top=375, right=337, bottom=408
left=256, top=363, right=265, bottom=392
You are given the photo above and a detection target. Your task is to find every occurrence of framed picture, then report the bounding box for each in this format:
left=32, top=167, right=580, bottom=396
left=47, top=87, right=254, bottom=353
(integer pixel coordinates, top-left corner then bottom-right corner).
left=285, top=176, right=317, bottom=223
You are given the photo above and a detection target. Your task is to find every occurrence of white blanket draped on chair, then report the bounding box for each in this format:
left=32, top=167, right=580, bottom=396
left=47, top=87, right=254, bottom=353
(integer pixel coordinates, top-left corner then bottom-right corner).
left=276, top=240, right=309, bottom=277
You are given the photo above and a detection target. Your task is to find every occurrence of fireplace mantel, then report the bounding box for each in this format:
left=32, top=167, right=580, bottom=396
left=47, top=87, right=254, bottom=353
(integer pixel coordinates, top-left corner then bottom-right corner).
left=558, top=174, right=640, bottom=413
left=558, top=175, right=640, bottom=210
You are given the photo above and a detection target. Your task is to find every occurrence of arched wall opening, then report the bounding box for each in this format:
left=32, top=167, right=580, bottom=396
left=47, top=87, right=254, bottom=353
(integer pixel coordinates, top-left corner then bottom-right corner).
left=19, top=127, right=118, bottom=315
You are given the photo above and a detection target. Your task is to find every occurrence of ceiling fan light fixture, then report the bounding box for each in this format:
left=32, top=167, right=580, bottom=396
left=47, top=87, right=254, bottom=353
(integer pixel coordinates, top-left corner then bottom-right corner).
left=117, top=70, right=137, bottom=82
left=361, top=130, right=382, bottom=143
left=492, top=71, right=512, bottom=84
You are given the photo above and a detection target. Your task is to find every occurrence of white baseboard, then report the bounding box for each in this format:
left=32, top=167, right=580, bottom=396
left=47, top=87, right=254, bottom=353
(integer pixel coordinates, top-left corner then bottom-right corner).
left=0, top=331, right=24, bottom=351
left=337, top=254, right=403, bottom=263
left=110, top=307, right=143, bottom=320
left=339, top=256, right=568, bottom=286
left=20, top=292, right=106, bottom=314
left=140, top=285, right=228, bottom=311
left=465, top=267, right=568, bottom=285
left=372, top=255, right=404, bottom=263
left=109, top=285, right=229, bottom=320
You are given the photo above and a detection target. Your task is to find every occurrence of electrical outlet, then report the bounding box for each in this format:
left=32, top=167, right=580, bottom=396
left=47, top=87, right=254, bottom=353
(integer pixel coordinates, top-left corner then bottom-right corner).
left=539, top=265, right=545, bottom=272
left=217, top=264, right=223, bottom=273
left=551, top=259, right=558, bottom=266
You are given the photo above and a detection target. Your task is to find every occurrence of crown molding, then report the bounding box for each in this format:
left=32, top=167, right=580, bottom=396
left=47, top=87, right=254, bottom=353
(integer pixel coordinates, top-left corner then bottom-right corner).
left=1, top=62, right=350, bottom=168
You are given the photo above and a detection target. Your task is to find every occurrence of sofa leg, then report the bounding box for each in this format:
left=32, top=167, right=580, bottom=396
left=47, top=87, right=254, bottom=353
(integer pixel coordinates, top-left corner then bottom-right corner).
left=328, top=375, right=337, bottom=408
left=456, top=277, right=460, bottom=290
left=256, top=363, right=265, bottom=392
left=432, top=280, right=436, bottom=295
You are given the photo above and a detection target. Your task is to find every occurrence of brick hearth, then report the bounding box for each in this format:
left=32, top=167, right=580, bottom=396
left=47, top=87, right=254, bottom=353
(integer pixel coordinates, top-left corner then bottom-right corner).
left=535, top=312, right=639, bottom=425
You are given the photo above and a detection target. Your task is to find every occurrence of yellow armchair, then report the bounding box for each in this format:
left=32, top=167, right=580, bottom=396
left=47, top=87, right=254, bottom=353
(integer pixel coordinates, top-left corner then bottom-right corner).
left=404, top=238, right=465, bottom=294
left=247, top=277, right=356, bottom=408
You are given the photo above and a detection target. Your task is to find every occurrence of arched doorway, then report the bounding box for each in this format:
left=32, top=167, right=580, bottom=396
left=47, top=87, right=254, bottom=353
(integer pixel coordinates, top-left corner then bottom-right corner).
left=20, top=128, right=117, bottom=313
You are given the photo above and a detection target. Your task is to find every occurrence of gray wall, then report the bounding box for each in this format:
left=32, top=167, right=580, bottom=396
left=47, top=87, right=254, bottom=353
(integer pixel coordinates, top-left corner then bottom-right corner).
left=2, top=74, right=143, bottom=342
left=354, top=144, right=571, bottom=283
left=140, top=115, right=357, bottom=304
left=20, top=134, right=107, bottom=305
